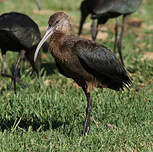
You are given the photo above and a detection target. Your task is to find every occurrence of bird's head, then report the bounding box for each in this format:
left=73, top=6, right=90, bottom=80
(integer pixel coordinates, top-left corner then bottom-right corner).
left=34, top=12, right=71, bottom=62
left=48, top=12, right=71, bottom=34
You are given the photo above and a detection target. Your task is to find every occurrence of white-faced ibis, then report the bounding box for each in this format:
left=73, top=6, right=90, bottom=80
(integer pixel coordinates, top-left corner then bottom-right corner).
left=0, top=12, right=43, bottom=94
left=78, top=0, right=142, bottom=65
left=34, top=12, right=132, bottom=135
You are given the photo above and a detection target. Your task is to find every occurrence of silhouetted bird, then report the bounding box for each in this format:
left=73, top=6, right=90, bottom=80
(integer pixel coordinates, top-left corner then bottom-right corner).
left=0, top=12, right=43, bottom=93
left=34, top=12, right=132, bottom=135
left=78, top=0, right=142, bottom=65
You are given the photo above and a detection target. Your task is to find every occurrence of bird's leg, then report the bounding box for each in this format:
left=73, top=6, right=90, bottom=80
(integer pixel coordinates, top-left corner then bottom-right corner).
left=82, top=92, right=92, bottom=135
left=114, top=18, right=119, bottom=53
left=78, top=13, right=88, bottom=36
left=26, top=51, right=40, bottom=78
left=13, top=50, right=25, bottom=94
left=35, top=0, right=41, bottom=10
left=95, top=22, right=99, bottom=40
left=1, top=50, right=25, bottom=92
left=91, top=19, right=98, bottom=41
left=1, top=52, right=13, bottom=79
left=117, top=15, right=127, bottom=65
left=1, top=53, right=6, bottom=76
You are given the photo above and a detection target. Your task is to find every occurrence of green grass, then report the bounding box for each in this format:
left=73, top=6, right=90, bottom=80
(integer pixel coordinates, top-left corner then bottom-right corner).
left=0, top=0, right=153, bottom=151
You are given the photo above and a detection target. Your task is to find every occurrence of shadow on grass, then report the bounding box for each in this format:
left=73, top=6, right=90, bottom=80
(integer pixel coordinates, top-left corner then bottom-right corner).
left=41, top=62, right=57, bottom=76
left=0, top=117, right=69, bottom=132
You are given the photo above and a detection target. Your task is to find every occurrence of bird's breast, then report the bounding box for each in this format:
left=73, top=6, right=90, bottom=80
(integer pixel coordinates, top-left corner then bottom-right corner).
left=49, top=38, right=76, bottom=65
left=50, top=46, right=72, bottom=65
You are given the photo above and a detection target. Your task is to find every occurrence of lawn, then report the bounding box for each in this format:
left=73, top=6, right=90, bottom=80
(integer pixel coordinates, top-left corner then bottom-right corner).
left=0, top=0, right=153, bottom=151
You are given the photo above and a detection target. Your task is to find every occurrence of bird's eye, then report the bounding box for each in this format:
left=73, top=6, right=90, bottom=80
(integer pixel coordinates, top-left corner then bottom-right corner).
left=55, top=20, right=59, bottom=24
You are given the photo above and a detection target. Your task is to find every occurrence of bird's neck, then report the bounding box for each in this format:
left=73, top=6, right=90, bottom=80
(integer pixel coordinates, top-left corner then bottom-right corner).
left=50, top=31, right=65, bottom=45
left=49, top=31, right=66, bottom=58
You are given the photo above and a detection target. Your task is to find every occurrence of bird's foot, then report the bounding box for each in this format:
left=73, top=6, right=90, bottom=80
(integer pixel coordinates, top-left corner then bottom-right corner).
left=1, top=72, right=12, bottom=78
left=12, top=69, right=26, bottom=88
left=82, top=121, right=90, bottom=136
left=11, top=76, right=26, bottom=88
left=10, top=75, right=26, bottom=94
left=82, top=126, right=90, bottom=136
left=16, top=77, right=26, bottom=88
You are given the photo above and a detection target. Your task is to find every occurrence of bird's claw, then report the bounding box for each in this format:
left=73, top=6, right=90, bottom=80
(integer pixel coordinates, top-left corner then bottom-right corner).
left=82, top=120, right=90, bottom=136
left=16, top=77, right=27, bottom=88
left=82, top=126, right=90, bottom=136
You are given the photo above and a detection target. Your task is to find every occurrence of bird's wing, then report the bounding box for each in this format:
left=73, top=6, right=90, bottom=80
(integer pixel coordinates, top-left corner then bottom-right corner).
left=12, top=25, right=41, bottom=48
left=112, top=0, right=142, bottom=14
left=74, top=40, right=131, bottom=90
left=0, top=12, right=41, bottom=48
left=92, top=0, right=114, bottom=15
left=93, top=0, right=142, bottom=15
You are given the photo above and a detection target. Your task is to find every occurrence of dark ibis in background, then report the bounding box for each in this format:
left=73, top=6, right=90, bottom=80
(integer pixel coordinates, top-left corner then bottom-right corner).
left=78, top=0, right=142, bottom=65
left=34, top=12, right=132, bottom=135
left=0, top=12, right=44, bottom=93
left=35, top=0, right=41, bottom=10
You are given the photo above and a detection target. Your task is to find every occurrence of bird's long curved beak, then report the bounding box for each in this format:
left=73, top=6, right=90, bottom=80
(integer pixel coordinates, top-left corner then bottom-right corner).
left=34, top=17, right=66, bottom=62
left=34, top=26, right=55, bottom=62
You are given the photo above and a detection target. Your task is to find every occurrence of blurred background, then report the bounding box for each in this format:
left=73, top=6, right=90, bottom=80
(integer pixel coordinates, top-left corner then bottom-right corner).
left=0, top=0, right=153, bottom=62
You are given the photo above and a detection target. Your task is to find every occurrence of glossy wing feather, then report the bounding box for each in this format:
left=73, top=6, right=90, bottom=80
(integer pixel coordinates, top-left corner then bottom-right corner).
left=74, top=40, right=132, bottom=90
left=0, top=12, right=41, bottom=48
left=92, top=0, right=142, bottom=15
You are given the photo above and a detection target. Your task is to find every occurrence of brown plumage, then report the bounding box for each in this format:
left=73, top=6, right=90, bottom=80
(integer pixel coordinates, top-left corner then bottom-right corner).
left=34, top=12, right=132, bottom=135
